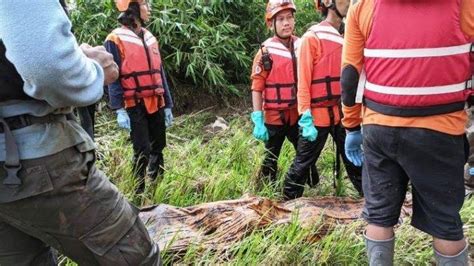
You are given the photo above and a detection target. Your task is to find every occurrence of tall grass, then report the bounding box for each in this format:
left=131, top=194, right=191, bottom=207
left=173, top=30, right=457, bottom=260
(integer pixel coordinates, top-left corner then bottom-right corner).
left=85, top=109, right=474, bottom=265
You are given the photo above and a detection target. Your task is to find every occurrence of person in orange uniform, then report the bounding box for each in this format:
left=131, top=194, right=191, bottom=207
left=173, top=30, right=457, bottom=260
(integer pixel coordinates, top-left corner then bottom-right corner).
left=251, top=0, right=318, bottom=186
left=341, top=0, right=473, bottom=264
left=282, top=0, right=363, bottom=200
left=105, top=0, right=174, bottom=194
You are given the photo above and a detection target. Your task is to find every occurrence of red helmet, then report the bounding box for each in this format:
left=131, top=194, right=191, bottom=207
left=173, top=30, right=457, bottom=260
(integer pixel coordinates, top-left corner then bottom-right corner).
left=265, top=0, right=297, bottom=24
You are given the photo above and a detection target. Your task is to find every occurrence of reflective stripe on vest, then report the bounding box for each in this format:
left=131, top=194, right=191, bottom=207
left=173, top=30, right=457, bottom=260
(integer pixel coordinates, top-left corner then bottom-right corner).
left=363, top=0, right=471, bottom=117
left=113, top=27, right=164, bottom=102
left=262, top=36, right=299, bottom=110
left=309, top=22, right=343, bottom=107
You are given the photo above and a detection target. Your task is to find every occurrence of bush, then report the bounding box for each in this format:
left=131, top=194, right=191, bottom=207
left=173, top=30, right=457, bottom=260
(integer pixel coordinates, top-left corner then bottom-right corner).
left=69, top=0, right=321, bottom=95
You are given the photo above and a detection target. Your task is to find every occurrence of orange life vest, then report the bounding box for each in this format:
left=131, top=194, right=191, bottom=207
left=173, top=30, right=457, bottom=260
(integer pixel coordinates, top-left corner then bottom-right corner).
left=307, top=22, right=344, bottom=126
left=262, top=36, right=300, bottom=111
left=112, top=26, right=164, bottom=114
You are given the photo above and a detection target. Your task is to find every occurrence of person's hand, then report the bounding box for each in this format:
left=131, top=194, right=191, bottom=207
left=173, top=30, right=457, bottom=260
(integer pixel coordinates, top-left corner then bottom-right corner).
left=164, top=108, right=173, bottom=127
left=345, top=130, right=363, bottom=166
left=298, top=110, right=318, bottom=142
left=116, top=108, right=131, bottom=131
left=80, top=43, right=119, bottom=85
left=250, top=111, right=269, bottom=142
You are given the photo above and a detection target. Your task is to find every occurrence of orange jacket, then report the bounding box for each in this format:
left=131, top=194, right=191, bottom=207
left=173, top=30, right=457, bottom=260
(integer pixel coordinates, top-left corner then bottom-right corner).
left=107, top=27, right=165, bottom=114
left=342, top=0, right=474, bottom=135
left=297, top=21, right=344, bottom=127
left=251, top=36, right=300, bottom=126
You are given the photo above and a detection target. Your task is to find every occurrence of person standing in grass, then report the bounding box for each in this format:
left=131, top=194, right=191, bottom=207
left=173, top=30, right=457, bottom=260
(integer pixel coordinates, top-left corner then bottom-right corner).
left=341, top=0, right=473, bottom=264
left=250, top=0, right=319, bottom=188
left=282, top=0, right=363, bottom=200
left=105, top=0, right=174, bottom=194
left=0, top=0, right=161, bottom=264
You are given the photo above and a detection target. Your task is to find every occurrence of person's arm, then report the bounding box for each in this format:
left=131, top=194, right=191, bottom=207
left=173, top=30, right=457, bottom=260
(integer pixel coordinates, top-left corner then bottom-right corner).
left=297, top=34, right=320, bottom=115
left=161, top=65, right=174, bottom=109
left=250, top=49, right=268, bottom=111
left=340, top=1, right=367, bottom=131
left=104, top=38, right=125, bottom=110
left=0, top=0, right=104, bottom=108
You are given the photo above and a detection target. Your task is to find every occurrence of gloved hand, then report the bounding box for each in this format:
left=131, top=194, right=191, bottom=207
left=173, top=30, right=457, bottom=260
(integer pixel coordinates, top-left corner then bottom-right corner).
left=469, top=167, right=474, bottom=177
left=345, top=130, right=363, bottom=167
left=298, top=110, right=318, bottom=142
left=164, top=108, right=173, bottom=128
left=116, top=108, right=131, bottom=131
left=251, top=111, right=269, bottom=142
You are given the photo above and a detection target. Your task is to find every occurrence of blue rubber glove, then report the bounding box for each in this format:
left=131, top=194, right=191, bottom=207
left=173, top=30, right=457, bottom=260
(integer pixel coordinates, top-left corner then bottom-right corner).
left=345, top=130, right=363, bottom=167
left=164, top=108, right=173, bottom=128
left=298, top=110, right=318, bottom=142
left=251, top=111, right=269, bottom=142
left=116, top=108, right=131, bottom=131
left=469, top=167, right=474, bottom=177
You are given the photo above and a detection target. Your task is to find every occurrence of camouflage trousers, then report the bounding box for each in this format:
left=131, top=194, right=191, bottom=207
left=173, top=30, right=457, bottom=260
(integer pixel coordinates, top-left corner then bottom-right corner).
left=0, top=146, right=160, bottom=265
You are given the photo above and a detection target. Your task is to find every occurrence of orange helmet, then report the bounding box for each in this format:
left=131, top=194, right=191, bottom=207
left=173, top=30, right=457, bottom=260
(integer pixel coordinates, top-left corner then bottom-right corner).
left=115, top=0, right=145, bottom=12
left=265, top=0, right=297, bottom=23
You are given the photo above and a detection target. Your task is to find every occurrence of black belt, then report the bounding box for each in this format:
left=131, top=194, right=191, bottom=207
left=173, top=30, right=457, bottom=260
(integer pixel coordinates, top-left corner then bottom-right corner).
left=0, top=113, right=74, bottom=133
left=0, top=113, right=74, bottom=187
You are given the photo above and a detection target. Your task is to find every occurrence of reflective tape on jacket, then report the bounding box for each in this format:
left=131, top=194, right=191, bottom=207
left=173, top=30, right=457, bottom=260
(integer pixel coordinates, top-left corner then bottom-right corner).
left=308, top=22, right=343, bottom=108
left=262, top=36, right=300, bottom=110
left=363, top=0, right=471, bottom=116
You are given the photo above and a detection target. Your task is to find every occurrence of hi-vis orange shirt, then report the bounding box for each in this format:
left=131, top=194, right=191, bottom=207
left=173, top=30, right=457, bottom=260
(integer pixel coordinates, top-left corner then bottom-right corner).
left=297, top=21, right=345, bottom=127
left=342, top=0, right=474, bottom=135
left=251, top=36, right=300, bottom=126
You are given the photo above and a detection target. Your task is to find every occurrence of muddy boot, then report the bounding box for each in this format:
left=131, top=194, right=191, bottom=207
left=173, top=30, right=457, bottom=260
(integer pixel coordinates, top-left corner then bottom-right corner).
left=365, top=233, right=394, bottom=266
left=434, top=244, right=469, bottom=266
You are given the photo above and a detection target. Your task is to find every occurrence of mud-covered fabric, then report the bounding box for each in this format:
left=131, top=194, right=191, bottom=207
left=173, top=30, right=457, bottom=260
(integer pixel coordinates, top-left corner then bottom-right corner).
left=283, top=124, right=363, bottom=199
left=0, top=146, right=160, bottom=265
left=362, top=125, right=465, bottom=241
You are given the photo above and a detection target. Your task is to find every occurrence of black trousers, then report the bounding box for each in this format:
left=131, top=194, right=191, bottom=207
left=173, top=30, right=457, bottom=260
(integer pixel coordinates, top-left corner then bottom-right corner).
left=127, top=104, right=166, bottom=191
left=261, top=123, right=318, bottom=186
left=76, top=104, right=96, bottom=140
left=283, top=124, right=363, bottom=200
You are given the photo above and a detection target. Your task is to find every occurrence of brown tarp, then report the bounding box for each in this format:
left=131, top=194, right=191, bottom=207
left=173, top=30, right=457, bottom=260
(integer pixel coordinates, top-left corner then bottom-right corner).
left=140, top=196, right=413, bottom=253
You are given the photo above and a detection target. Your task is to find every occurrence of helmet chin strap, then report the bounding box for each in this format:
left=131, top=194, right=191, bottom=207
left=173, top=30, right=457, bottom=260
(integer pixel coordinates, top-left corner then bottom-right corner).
left=273, top=17, right=292, bottom=40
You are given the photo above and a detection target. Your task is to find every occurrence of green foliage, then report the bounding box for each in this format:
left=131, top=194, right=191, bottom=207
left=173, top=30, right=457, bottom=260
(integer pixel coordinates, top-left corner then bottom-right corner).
left=69, top=0, right=322, bottom=95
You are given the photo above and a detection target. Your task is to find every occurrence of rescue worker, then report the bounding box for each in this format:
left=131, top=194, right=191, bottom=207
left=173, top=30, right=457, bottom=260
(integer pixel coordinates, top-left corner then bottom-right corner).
left=0, top=0, right=161, bottom=264
left=105, top=0, right=174, bottom=194
left=251, top=0, right=319, bottom=187
left=282, top=0, right=363, bottom=200
left=341, top=0, right=473, bottom=264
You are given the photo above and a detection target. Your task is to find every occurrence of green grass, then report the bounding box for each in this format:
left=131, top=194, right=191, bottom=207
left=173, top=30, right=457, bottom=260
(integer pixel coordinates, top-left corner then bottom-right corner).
left=61, top=109, right=474, bottom=265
